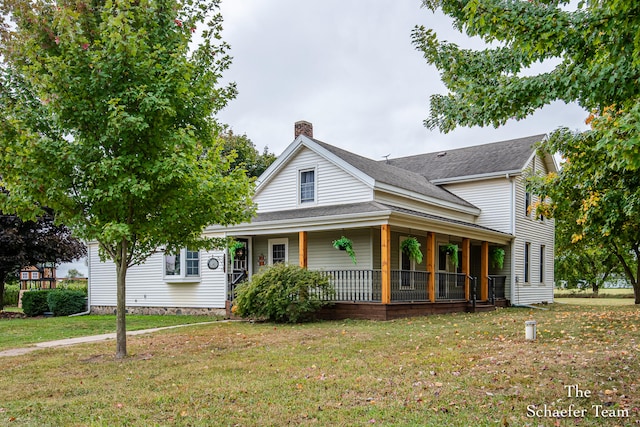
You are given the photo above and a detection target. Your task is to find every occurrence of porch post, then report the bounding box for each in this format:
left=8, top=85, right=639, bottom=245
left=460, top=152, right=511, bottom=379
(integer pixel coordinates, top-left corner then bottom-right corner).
left=481, top=241, right=489, bottom=300
left=299, top=231, right=308, bottom=268
left=426, top=232, right=436, bottom=302
left=381, top=224, right=391, bottom=304
left=462, top=238, right=470, bottom=301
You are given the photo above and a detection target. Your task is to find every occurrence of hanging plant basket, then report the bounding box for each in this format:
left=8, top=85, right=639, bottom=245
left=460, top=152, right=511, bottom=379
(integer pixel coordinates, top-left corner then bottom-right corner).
left=490, top=247, right=505, bottom=269
left=444, top=243, right=459, bottom=268
left=332, top=236, right=357, bottom=265
left=401, top=237, right=423, bottom=264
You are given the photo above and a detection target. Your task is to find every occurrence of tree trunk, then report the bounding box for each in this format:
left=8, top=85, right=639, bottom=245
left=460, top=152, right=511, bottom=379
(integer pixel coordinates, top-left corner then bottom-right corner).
left=115, top=239, right=129, bottom=359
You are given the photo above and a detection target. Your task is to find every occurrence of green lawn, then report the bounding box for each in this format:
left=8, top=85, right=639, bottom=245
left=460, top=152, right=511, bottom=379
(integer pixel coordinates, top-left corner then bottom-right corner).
left=554, top=288, right=635, bottom=297
left=1, top=304, right=638, bottom=426
left=0, top=312, right=220, bottom=351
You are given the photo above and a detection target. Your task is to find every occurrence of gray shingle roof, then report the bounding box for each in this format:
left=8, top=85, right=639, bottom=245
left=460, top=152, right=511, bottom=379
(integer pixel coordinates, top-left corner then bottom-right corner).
left=385, top=134, right=545, bottom=181
left=251, top=201, right=511, bottom=236
left=311, top=138, right=476, bottom=209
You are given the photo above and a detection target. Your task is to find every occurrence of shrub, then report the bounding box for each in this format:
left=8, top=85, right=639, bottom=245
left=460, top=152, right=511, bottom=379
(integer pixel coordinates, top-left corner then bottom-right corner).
left=21, top=290, right=51, bottom=317
left=57, top=280, right=88, bottom=295
left=234, top=263, right=335, bottom=323
left=46, top=289, right=87, bottom=316
left=2, top=284, right=20, bottom=306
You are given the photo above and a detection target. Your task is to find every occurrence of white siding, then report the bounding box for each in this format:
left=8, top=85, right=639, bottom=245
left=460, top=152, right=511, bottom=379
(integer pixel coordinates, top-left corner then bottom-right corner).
left=512, top=155, right=555, bottom=305
left=88, top=243, right=227, bottom=309
left=443, top=178, right=512, bottom=234
left=255, top=147, right=372, bottom=212
left=375, top=191, right=478, bottom=224
left=307, top=229, right=373, bottom=270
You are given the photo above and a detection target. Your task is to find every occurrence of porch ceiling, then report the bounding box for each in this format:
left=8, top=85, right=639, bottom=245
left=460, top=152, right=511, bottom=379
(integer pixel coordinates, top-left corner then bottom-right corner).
left=206, top=201, right=513, bottom=244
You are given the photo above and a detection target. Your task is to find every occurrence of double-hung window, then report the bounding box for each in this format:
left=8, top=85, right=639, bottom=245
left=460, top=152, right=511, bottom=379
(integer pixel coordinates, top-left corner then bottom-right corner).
left=299, top=169, right=315, bottom=204
left=165, top=248, right=200, bottom=282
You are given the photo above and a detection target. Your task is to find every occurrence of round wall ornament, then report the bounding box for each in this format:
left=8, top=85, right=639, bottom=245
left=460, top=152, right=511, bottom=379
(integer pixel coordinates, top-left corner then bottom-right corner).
left=207, top=257, right=220, bottom=270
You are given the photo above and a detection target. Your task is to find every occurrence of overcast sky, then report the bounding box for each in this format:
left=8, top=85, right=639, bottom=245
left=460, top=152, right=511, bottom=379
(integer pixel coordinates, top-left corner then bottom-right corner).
left=60, top=0, right=589, bottom=277
left=217, top=0, right=589, bottom=160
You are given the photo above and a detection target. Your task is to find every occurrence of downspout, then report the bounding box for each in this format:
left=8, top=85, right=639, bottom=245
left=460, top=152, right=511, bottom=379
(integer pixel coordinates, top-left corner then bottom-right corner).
left=69, top=242, right=91, bottom=317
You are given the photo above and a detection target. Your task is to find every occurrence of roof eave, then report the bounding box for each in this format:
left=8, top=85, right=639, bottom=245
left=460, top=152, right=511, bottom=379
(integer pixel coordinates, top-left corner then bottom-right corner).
left=431, top=169, right=523, bottom=185
left=374, top=183, right=481, bottom=216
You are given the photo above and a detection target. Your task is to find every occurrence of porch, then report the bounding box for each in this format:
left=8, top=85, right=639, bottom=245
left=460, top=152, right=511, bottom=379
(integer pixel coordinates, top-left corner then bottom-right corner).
left=312, top=270, right=507, bottom=320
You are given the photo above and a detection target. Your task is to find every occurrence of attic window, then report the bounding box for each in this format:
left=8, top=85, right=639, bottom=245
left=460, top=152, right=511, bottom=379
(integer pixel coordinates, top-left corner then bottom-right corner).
left=299, top=169, right=315, bottom=204
left=436, top=152, right=447, bottom=157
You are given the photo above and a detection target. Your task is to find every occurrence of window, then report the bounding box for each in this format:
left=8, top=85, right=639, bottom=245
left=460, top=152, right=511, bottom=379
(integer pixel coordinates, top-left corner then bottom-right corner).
left=539, top=245, right=545, bottom=284
left=165, top=249, right=200, bottom=282
left=525, top=190, right=531, bottom=218
left=21, top=272, right=29, bottom=280
left=268, top=238, right=288, bottom=265
left=186, top=250, right=199, bottom=277
left=300, top=169, right=315, bottom=204
left=524, top=242, right=531, bottom=283
left=31, top=272, right=39, bottom=280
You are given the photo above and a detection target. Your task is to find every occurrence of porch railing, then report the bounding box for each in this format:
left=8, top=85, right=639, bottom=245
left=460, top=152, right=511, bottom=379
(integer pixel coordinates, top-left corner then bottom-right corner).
left=391, top=270, right=430, bottom=302
left=436, top=272, right=467, bottom=300
left=317, top=269, right=431, bottom=302
left=317, top=270, right=381, bottom=302
left=488, top=275, right=507, bottom=303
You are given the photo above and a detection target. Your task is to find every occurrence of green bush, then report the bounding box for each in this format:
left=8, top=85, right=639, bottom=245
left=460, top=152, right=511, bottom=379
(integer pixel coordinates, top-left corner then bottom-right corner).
left=21, top=290, right=51, bottom=317
left=2, top=284, right=20, bottom=306
left=234, top=264, right=335, bottom=323
left=47, top=289, right=87, bottom=316
left=57, top=280, right=88, bottom=295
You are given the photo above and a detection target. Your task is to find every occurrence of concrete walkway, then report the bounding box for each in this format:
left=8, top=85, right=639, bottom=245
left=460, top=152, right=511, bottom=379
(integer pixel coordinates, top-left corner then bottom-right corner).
left=0, top=321, right=222, bottom=358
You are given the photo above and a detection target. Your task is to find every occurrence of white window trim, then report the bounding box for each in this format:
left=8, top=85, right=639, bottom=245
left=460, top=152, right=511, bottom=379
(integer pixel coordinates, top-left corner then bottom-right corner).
left=524, top=242, right=531, bottom=285
left=539, top=245, right=545, bottom=285
left=21, top=272, right=29, bottom=280
left=268, top=238, right=289, bottom=265
left=164, top=248, right=201, bottom=284
left=298, top=166, right=317, bottom=206
left=31, top=272, right=40, bottom=280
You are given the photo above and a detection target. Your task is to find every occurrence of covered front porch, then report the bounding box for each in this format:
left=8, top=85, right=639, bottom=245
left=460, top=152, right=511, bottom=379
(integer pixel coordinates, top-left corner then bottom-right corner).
left=224, top=206, right=512, bottom=319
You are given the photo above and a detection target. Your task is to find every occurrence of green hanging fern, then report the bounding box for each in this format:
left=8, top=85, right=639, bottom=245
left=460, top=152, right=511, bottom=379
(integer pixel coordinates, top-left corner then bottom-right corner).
left=332, top=236, right=357, bottom=265
left=444, top=243, right=459, bottom=268
left=490, top=247, right=505, bottom=269
left=401, top=237, right=423, bottom=264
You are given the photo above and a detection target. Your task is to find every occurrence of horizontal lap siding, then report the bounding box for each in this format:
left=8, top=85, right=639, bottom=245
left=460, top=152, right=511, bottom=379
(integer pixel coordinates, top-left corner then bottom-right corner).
left=443, top=178, right=512, bottom=234
left=307, top=229, right=373, bottom=270
left=88, top=243, right=227, bottom=309
left=513, top=156, right=555, bottom=305
left=255, top=147, right=372, bottom=212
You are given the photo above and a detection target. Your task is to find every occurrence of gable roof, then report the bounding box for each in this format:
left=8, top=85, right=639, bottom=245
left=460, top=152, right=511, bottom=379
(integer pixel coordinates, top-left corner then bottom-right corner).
left=311, top=138, right=476, bottom=209
left=385, top=134, right=547, bottom=183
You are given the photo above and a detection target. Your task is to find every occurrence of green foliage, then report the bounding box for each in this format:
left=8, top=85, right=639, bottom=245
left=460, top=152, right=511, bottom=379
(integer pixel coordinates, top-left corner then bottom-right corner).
left=531, top=130, right=639, bottom=301
left=490, top=247, right=505, bottom=270
left=332, top=236, right=357, bottom=265
left=401, top=237, right=423, bottom=264
left=233, top=263, right=334, bottom=323
left=444, top=244, right=458, bottom=268
left=229, top=240, right=246, bottom=265
left=1, top=0, right=255, bottom=356
left=2, top=284, right=19, bottom=306
left=57, top=280, right=88, bottom=295
left=21, top=290, right=51, bottom=317
left=413, top=0, right=640, bottom=142
left=220, top=128, right=277, bottom=178
left=46, top=289, right=87, bottom=316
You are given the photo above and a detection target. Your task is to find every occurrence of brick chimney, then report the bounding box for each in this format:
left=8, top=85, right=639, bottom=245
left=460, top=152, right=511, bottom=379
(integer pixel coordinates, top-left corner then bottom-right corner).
left=294, top=120, right=313, bottom=139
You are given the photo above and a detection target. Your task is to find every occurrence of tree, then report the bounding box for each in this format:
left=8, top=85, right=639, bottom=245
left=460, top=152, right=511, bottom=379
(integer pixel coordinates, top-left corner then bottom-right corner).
left=413, top=0, right=640, bottom=303
left=0, top=208, right=86, bottom=309
left=531, top=129, right=640, bottom=303
left=220, top=128, right=277, bottom=178
left=0, top=0, right=255, bottom=357
left=66, top=268, right=82, bottom=279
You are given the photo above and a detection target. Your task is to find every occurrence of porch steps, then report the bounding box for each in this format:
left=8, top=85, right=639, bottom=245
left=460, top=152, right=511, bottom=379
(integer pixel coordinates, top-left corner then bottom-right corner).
left=467, top=302, right=496, bottom=313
